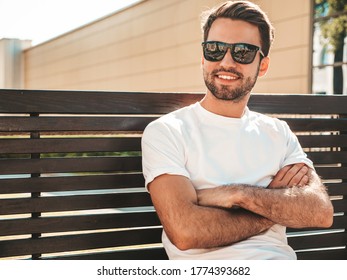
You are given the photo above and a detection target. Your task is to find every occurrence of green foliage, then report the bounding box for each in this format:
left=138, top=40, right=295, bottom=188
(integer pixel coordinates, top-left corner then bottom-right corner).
left=321, top=15, right=347, bottom=50
left=315, top=0, right=347, bottom=51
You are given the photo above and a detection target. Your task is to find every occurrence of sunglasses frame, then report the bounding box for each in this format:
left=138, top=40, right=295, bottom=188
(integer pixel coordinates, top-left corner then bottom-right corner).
left=202, top=41, right=265, bottom=64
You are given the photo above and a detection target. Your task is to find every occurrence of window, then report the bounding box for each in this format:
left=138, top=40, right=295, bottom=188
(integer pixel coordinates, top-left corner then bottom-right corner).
left=312, top=0, right=347, bottom=95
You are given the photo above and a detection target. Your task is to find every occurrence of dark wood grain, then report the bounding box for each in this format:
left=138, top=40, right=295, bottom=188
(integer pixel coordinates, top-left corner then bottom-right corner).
left=0, top=173, right=145, bottom=194
left=0, top=227, right=163, bottom=258
left=0, top=212, right=161, bottom=236
left=288, top=231, right=347, bottom=251
left=0, top=90, right=203, bottom=114
left=0, top=116, right=156, bottom=132
left=298, top=135, right=347, bottom=148
left=50, top=247, right=168, bottom=260
left=0, top=137, right=141, bottom=154
left=297, top=248, right=347, bottom=260
left=1, top=90, right=347, bottom=114
left=0, top=89, right=346, bottom=260
left=307, top=151, right=347, bottom=164
left=0, top=192, right=153, bottom=215
left=284, top=118, right=347, bottom=132
left=0, top=156, right=142, bottom=175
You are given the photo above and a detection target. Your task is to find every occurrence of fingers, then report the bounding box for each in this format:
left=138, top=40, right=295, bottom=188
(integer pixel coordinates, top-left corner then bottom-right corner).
left=286, top=164, right=308, bottom=186
left=297, top=174, right=309, bottom=187
left=268, top=165, right=292, bottom=189
left=269, top=163, right=310, bottom=188
left=272, top=165, right=292, bottom=182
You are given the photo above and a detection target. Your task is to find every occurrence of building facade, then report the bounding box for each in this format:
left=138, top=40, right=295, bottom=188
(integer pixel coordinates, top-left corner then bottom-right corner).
left=1, top=0, right=346, bottom=94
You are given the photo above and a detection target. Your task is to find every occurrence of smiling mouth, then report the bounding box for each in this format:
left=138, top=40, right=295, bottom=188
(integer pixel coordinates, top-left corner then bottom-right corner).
left=217, top=74, right=239, bottom=81
left=212, top=68, right=243, bottom=81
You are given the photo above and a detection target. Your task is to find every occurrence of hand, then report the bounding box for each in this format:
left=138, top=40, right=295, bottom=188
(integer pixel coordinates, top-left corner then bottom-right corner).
left=268, top=163, right=309, bottom=189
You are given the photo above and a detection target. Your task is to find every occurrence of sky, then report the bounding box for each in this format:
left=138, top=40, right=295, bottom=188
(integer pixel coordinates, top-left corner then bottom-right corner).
left=0, top=0, right=141, bottom=46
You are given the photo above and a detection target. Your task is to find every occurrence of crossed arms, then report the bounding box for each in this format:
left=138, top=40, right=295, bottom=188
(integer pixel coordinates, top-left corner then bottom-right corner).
left=148, top=164, right=333, bottom=251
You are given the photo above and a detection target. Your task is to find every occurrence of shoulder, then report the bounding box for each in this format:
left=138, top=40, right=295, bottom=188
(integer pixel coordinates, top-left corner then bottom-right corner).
left=249, top=111, right=289, bottom=130
left=145, top=103, right=197, bottom=131
left=143, top=103, right=198, bottom=139
left=248, top=110, right=292, bottom=134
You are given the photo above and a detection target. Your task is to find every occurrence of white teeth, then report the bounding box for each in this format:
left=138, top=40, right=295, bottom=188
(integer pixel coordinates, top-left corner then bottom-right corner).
left=218, top=75, right=237, bottom=80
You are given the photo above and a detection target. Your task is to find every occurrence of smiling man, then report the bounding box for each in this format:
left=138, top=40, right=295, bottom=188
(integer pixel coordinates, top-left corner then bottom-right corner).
left=141, top=0, right=333, bottom=260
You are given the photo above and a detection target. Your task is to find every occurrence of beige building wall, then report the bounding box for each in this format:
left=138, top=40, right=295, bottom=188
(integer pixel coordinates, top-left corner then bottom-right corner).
left=254, top=0, right=312, bottom=93
left=24, top=0, right=312, bottom=94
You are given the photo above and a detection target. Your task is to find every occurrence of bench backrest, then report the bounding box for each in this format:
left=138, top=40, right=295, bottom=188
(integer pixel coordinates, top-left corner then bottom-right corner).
left=0, top=89, right=346, bottom=260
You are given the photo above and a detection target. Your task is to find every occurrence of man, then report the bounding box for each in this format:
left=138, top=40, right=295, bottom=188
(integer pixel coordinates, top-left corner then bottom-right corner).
left=141, top=0, right=333, bottom=260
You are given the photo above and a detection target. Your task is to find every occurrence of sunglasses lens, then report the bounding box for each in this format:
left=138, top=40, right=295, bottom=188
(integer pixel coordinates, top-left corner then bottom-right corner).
left=202, top=42, right=260, bottom=64
left=232, top=44, right=258, bottom=64
left=203, top=42, right=227, bottom=61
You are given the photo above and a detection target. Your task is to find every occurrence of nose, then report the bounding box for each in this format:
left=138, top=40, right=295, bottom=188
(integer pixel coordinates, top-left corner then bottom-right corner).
left=219, top=48, right=237, bottom=68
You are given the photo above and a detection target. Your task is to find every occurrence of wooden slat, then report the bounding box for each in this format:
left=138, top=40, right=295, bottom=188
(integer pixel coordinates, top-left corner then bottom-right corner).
left=0, top=227, right=163, bottom=258
left=3, top=117, right=346, bottom=133
left=0, top=212, right=160, bottom=236
left=332, top=199, right=347, bottom=212
left=49, top=247, right=168, bottom=260
left=288, top=231, right=347, bottom=250
left=0, top=116, right=156, bottom=132
left=0, top=137, right=141, bottom=154
left=332, top=215, right=347, bottom=229
left=248, top=94, right=347, bottom=114
left=0, top=156, right=142, bottom=175
left=297, top=248, right=347, bottom=260
left=0, top=174, right=145, bottom=194
left=326, top=183, right=347, bottom=196
left=298, top=135, right=347, bottom=148
left=315, top=167, right=347, bottom=180
left=1, top=90, right=347, bottom=115
left=0, top=90, right=203, bottom=114
left=284, top=118, right=347, bottom=132
left=0, top=192, right=153, bottom=215
left=1, top=90, right=347, bottom=261
left=286, top=215, right=347, bottom=233
left=307, top=151, right=347, bottom=164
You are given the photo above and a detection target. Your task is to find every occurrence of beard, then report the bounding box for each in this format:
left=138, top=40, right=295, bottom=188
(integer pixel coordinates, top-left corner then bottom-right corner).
left=203, top=66, right=259, bottom=103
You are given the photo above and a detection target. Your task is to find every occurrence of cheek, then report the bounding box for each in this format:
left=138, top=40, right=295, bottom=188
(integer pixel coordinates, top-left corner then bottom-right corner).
left=202, top=60, right=216, bottom=73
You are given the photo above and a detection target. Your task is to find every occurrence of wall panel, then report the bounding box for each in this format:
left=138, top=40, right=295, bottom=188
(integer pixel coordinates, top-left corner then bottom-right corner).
left=24, top=0, right=312, bottom=94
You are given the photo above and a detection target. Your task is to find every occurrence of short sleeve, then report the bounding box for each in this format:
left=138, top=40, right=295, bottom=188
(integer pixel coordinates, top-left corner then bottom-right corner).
left=141, top=120, right=189, bottom=191
left=281, top=121, right=314, bottom=169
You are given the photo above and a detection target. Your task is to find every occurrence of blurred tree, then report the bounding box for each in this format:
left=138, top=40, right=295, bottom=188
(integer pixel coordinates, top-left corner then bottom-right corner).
left=315, top=0, right=347, bottom=94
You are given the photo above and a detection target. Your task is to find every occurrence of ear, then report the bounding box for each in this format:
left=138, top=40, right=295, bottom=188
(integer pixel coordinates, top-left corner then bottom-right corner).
left=258, top=56, right=270, bottom=77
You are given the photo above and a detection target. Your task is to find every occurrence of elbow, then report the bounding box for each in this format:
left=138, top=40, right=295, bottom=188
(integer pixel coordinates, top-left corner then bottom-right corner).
left=172, top=239, right=193, bottom=251
left=319, top=203, right=334, bottom=228
left=168, top=227, right=197, bottom=251
left=324, top=205, right=334, bottom=228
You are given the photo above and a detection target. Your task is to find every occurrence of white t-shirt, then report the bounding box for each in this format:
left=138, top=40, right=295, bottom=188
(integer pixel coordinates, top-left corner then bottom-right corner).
left=142, top=102, right=313, bottom=260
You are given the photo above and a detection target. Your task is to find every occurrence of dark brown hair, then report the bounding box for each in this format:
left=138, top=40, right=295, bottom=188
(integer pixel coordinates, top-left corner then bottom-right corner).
left=201, top=1, right=275, bottom=56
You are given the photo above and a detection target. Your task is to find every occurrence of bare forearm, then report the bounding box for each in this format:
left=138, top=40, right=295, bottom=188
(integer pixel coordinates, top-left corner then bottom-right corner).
left=237, top=184, right=332, bottom=228
left=150, top=174, right=275, bottom=251
left=199, top=181, right=333, bottom=228
left=169, top=204, right=273, bottom=250
left=198, top=166, right=333, bottom=229
left=240, top=169, right=333, bottom=228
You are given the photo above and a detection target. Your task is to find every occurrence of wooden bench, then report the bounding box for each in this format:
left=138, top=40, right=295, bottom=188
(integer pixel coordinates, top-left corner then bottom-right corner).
left=0, top=89, right=346, bottom=260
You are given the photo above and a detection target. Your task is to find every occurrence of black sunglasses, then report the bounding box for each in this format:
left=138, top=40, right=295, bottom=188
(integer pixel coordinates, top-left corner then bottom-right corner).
left=202, top=41, right=264, bottom=64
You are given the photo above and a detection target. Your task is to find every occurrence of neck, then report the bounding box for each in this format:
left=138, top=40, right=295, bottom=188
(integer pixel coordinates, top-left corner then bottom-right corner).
left=200, top=92, right=250, bottom=118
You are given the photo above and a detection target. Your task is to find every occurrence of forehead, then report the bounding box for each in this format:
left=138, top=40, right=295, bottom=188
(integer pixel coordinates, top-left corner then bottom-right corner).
left=207, top=18, right=261, bottom=46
